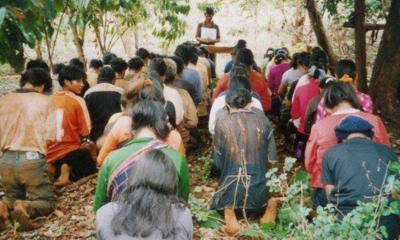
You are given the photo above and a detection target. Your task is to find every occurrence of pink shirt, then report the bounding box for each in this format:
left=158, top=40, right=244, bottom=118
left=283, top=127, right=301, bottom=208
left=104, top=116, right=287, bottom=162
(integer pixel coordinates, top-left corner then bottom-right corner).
left=316, top=91, right=373, bottom=121
left=305, top=110, right=389, bottom=189
left=267, top=62, right=290, bottom=95
left=291, top=80, right=320, bottom=134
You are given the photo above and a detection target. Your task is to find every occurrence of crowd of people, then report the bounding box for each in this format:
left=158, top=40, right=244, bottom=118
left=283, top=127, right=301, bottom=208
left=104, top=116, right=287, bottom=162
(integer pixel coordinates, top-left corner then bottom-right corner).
left=0, top=17, right=399, bottom=239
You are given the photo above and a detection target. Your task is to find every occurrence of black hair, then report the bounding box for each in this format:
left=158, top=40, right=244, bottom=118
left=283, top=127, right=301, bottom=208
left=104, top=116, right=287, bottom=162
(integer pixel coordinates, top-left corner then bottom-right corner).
left=26, top=59, right=50, bottom=72
left=303, top=55, right=311, bottom=68
left=230, top=63, right=250, bottom=79
left=205, top=7, right=214, bottom=15
left=290, top=53, right=300, bottom=69
left=169, top=56, right=184, bottom=75
left=52, top=63, right=65, bottom=75
left=189, top=53, right=198, bottom=65
left=89, top=59, right=103, bottom=69
left=335, top=59, right=357, bottom=80
left=69, top=58, right=85, bottom=71
left=174, top=45, right=193, bottom=65
left=234, top=48, right=254, bottom=67
left=128, top=57, right=144, bottom=71
left=319, top=76, right=336, bottom=89
left=199, top=46, right=209, bottom=58
left=25, top=59, right=52, bottom=91
left=229, top=75, right=251, bottom=92
left=280, top=47, right=290, bottom=57
left=58, top=65, right=87, bottom=87
left=310, top=50, right=328, bottom=72
left=131, top=100, right=170, bottom=141
left=236, top=39, right=247, bottom=49
left=264, top=48, right=275, bottom=61
left=226, top=88, right=252, bottom=108
left=98, top=66, right=116, bottom=84
left=111, top=149, right=185, bottom=238
left=148, top=58, right=167, bottom=77
left=19, top=68, right=52, bottom=88
left=110, top=58, right=128, bottom=74
left=324, top=81, right=361, bottom=110
left=297, top=52, right=310, bottom=68
left=274, top=53, right=288, bottom=65
left=136, top=48, right=150, bottom=60
left=102, top=52, right=117, bottom=65
left=312, top=46, right=323, bottom=53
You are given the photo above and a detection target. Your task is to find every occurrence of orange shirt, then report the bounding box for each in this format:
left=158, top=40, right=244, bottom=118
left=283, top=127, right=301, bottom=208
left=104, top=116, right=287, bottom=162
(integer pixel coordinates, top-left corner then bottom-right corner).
left=97, top=115, right=185, bottom=166
left=46, top=91, right=92, bottom=163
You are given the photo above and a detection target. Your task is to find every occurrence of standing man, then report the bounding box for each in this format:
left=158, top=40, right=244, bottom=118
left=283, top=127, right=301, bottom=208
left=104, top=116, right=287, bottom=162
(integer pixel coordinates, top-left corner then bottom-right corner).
left=0, top=68, right=57, bottom=231
left=196, top=7, right=220, bottom=62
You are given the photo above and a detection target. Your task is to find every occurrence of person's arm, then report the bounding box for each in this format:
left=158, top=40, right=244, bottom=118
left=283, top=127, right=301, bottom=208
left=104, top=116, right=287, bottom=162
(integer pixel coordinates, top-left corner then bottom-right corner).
left=97, top=121, right=124, bottom=166
left=290, top=92, right=301, bottom=120
left=176, top=154, right=190, bottom=202
left=305, top=125, right=319, bottom=174
left=93, top=162, right=111, bottom=211
left=76, top=98, right=92, bottom=137
left=259, top=79, right=272, bottom=111
left=267, top=126, right=278, bottom=162
left=211, top=75, right=228, bottom=103
left=208, top=98, right=224, bottom=135
left=182, top=91, right=198, bottom=129
left=374, top=117, right=390, bottom=145
left=267, top=70, right=275, bottom=94
left=278, top=84, right=287, bottom=97
left=325, top=185, right=334, bottom=202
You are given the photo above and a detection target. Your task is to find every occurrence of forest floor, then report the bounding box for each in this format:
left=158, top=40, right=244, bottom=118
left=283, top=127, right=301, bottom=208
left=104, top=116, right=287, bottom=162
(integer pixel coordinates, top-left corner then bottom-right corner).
left=0, top=76, right=400, bottom=239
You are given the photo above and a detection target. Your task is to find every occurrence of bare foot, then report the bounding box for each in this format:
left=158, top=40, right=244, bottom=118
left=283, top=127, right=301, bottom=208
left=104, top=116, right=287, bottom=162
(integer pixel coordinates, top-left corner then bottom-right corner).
left=54, top=164, right=71, bottom=187
left=223, top=209, right=241, bottom=237
left=0, top=201, right=9, bottom=231
left=260, top=198, right=283, bottom=224
left=12, top=201, right=34, bottom=232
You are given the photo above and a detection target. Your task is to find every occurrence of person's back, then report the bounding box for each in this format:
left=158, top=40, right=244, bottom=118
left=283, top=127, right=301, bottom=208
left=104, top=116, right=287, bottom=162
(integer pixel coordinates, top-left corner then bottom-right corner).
left=84, top=67, right=123, bottom=142
left=47, top=91, right=91, bottom=163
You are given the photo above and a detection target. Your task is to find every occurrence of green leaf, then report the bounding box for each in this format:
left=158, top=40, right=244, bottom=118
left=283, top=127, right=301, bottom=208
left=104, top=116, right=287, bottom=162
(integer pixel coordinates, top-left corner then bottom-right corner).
left=199, top=211, right=222, bottom=228
left=242, top=228, right=261, bottom=237
left=0, top=7, right=6, bottom=27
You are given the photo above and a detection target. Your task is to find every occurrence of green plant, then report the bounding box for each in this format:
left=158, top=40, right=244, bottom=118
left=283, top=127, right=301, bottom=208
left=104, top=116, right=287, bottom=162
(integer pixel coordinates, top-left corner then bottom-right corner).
left=194, top=152, right=213, bottom=185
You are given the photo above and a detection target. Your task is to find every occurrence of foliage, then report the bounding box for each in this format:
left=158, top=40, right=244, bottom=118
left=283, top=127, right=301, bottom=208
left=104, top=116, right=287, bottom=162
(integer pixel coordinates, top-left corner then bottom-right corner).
left=194, top=152, right=213, bottom=185
left=193, top=157, right=400, bottom=239
left=0, top=0, right=63, bottom=72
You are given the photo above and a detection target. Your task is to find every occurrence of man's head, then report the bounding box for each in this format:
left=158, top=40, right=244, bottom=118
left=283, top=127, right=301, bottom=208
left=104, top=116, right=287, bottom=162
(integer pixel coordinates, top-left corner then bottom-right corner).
left=89, top=59, right=103, bottom=70
left=20, top=68, right=52, bottom=93
left=169, top=56, right=184, bottom=76
left=69, top=58, right=85, bottom=71
left=204, top=7, right=214, bottom=23
left=26, top=59, right=52, bottom=92
left=128, top=57, right=144, bottom=72
left=148, top=58, right=167, bottom=83
left=136, top=48, right=151, bottom=64
left=334, top=115, right=374, bottom=143
left=164, top=58, right=178, bottom=84
left=58, top=65, right=86, bottom=95
left=174, top=45, right=193, bottom=66
left=110, top=58, right=128, bottom=75
left=98, top=66, right=116, bottom=84
left=102, top=52, right=117, bottom=65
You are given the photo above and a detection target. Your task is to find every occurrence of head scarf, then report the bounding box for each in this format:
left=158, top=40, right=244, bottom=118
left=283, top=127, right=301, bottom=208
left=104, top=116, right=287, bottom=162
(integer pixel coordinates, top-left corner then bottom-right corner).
left=334, top=115, right=374, bottom=143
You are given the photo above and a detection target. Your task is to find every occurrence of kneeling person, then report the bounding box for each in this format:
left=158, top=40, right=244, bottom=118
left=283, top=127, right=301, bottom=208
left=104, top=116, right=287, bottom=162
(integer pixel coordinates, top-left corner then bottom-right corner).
left=0, top=69, right=57, bottom=231
left=322, top=115, right=399, bottom=240
left=46, top=65, right=97, bottom=187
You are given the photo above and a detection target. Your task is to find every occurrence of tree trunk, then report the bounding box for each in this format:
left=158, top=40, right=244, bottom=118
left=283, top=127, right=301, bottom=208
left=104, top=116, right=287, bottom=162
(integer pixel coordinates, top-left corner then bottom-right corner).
left=369, top=0, right=400, bottom=118
left=35, top=40, right=43, bottom=60
left=305, top=0, right=338, bottom=74
left=354, top=0, right=368, bottom=93
left=93, top=24, right=105, bottom=53
left=134, top=25, right=139, bottom=50
left=69, top=17, right=86, bottom=68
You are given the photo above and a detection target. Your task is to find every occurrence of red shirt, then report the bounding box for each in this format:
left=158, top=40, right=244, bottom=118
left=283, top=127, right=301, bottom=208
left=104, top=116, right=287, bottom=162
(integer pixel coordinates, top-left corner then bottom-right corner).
left=212, top=71, right=271, bottom=111
left=305, top=110, right=389, bottom=189
left=291, top=79, right=320, bottom=134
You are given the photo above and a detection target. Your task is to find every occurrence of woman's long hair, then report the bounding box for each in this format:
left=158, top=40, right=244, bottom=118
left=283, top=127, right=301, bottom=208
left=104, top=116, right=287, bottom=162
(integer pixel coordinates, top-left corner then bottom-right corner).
left=111, top=149, right=185, bottom=238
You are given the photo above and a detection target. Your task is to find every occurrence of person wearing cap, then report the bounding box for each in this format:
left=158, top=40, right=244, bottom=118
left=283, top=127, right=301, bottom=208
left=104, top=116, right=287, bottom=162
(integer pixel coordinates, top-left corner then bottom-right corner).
left=305, top=81, right=389, bottom=208
left=196, top=7, right=220, bottom=62
left=322, top=115, right=399, bottom=240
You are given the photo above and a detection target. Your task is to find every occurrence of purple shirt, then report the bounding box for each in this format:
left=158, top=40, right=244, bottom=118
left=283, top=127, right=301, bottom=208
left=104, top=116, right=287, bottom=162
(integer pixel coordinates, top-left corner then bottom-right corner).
left=268, top=62, right=290, bottom=95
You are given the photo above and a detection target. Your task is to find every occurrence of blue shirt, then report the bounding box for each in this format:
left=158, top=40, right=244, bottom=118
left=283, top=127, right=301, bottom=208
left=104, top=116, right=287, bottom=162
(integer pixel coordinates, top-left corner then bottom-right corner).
left=181, top=68, right=202, bottom=105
